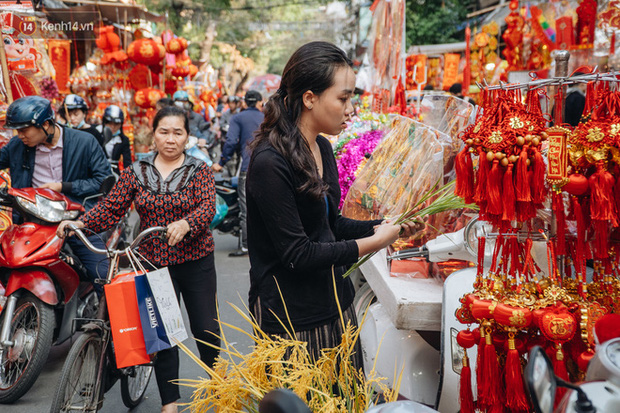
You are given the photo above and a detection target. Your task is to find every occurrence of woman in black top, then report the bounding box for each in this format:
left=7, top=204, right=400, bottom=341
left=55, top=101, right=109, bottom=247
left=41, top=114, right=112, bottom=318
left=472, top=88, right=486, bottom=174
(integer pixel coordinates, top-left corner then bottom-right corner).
left=246, top=41, right=415, bottom=366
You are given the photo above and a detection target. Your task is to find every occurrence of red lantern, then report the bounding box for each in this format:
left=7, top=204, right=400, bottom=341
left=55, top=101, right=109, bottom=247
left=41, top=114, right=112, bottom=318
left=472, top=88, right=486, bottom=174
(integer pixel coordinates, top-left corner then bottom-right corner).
left=563, top=173, right=589, bottom=196
left=188, top=64, right=198, bottom=78
left=128, top=39, right=165, bottom=66
left=171, top=59, right=191, bottom=78
left=134, top=88, right=165, bottom=109
left=165, top=37, right=188, bottom=55
left=128, top=64, right=159, bottom=91
left=493, top=303, right=533, bottom=329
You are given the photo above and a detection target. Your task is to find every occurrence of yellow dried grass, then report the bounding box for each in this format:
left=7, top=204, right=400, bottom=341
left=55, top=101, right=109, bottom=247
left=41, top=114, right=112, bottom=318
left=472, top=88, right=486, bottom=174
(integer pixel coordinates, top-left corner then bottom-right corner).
left=177, top=274, right=401, bottom=412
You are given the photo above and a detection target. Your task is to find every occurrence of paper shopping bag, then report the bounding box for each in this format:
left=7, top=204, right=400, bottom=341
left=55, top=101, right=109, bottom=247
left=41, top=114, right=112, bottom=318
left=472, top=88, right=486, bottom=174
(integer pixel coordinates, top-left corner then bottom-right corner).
left=135, top=274, right=171, bottom=354
left=105, top=272, right=150, bottom=368
left=145, top=268, right=188, bottom=346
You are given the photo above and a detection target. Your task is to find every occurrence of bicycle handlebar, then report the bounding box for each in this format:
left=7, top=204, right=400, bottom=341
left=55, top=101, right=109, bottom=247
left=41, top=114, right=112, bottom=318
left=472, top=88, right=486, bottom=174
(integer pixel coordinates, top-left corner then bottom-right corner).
left=66, top=224, right=167, bottom=255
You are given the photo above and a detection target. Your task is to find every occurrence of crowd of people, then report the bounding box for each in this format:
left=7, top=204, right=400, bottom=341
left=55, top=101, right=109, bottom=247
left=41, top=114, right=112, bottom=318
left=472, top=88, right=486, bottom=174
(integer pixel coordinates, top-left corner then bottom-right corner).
left=2, top=41, right=416, bottom=412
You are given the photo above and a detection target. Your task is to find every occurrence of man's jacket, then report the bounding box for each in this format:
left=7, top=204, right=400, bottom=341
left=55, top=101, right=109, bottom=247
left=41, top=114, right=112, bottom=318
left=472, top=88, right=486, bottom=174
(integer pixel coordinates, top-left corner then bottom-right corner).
left=0, top=126, right=112, bottom=209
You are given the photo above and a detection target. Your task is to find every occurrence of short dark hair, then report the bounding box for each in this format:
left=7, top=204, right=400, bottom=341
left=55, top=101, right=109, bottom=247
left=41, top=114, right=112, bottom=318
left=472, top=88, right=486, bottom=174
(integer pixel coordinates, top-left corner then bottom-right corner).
left=449, top=83, right=462, bottom=95
left=152, top=106, right=190, bottom=134
left=157, top=97, right=174, bottom=108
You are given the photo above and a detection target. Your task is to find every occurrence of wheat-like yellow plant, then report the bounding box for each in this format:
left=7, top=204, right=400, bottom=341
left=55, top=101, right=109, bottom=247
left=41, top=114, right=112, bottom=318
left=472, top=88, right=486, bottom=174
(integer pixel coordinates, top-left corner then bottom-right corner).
left=177, top=279, right=400, bottom=412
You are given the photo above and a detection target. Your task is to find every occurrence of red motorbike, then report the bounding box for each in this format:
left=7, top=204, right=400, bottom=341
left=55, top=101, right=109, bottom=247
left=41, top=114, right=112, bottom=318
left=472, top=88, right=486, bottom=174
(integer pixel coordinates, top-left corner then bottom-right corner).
left=0, top=178, right=114, bottom=403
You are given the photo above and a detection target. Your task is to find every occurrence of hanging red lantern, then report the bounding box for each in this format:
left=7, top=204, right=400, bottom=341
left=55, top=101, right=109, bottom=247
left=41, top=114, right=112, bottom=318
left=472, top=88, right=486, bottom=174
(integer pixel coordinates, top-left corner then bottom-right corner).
left=134, top=88, right=165, bottom=109
left=128, top=64, right=159, bottom=91
left=127, top=39, right=165, bottom=66
left=188, top=64, right=198, bottom=78
left=171, top=59, right=191, bottom=78
left=165, top=37, right=188, bottom=55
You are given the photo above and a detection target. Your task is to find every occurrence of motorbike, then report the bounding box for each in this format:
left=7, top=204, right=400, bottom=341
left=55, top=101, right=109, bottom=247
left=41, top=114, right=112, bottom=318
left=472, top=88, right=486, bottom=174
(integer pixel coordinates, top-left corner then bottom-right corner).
left=0, top=176, right=116, bottom=403
left=213, top=173, right=241, bottom=240
left=525, top=340, right=620, bottom=413
left=353, top=217, right=502, bottom=411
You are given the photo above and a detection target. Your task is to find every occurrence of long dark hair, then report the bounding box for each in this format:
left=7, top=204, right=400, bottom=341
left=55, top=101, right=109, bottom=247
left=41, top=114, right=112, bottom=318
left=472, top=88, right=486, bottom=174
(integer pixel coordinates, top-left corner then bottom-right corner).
left=250, top=41, right=353, bottom=199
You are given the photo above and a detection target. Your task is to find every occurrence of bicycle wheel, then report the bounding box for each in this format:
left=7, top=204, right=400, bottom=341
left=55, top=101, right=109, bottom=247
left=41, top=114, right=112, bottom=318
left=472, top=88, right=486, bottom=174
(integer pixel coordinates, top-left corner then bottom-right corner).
left=50, top=332, right=103, bottom=413
left=120, top=363, right=153, bottom=408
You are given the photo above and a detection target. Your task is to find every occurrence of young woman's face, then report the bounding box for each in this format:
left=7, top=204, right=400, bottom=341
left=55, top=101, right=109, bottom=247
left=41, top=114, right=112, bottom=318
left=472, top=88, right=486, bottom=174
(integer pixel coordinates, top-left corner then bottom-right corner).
left=153, top=115, right=188, bottom=160
left=68, top=108, right=86, bottom=127
left=308, top=66, right=356, bottom=135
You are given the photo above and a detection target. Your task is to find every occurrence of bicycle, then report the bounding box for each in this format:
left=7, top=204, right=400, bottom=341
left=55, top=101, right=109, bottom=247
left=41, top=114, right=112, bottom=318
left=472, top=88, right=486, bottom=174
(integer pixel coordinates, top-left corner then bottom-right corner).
left=49, top=226, right=167, bottom=413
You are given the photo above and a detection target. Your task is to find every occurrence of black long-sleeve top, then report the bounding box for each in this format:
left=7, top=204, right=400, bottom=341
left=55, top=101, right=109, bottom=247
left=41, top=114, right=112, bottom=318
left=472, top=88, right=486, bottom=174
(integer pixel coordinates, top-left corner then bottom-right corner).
left=246, top=135, right=382, bottom=333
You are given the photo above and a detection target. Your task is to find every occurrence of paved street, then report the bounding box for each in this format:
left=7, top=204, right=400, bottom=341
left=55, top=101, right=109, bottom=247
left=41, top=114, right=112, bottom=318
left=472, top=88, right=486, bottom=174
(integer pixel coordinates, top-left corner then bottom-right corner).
left=2, top=231, right=253, bottom=413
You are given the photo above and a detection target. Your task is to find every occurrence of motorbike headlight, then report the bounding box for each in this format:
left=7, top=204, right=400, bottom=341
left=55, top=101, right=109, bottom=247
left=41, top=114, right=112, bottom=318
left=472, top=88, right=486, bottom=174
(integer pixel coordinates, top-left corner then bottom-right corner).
left=16, top=195, right=79, bottom=223
left=463, top=217, right=495, bottom=261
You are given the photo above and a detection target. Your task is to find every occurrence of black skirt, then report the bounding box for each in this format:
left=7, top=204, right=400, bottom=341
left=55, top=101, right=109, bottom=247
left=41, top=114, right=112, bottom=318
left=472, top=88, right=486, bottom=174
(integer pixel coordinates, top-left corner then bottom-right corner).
left=252, top=299, right=364, bottom=371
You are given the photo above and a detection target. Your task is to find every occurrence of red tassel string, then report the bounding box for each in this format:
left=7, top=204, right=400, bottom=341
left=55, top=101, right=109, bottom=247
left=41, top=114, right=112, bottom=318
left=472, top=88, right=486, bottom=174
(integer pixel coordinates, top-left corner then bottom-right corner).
left=552, top=192, right=567, bottom=256
left=502, top=163, right=516, bottom=222
left=486, top=159, right=503, bottom=219
left=476, top=329, right=487, bottom=409
left=572, top=196, right=587, bottom=298
left=475, top=152, right=491, bottom=215
left=589, top=161, right=617, bottom=223
left=459, top=351, right=475, bottom=413
left=554, top=345, right=570, bottom=407
left=505, top=332, right=530, bottom=412
left=531, top=149, right=547, bottom=204
left=475, top=236, right=486, bottom=289
left=455, top=147, right=475, bottom=203
left=478, top=326, right=503, bottom=411
left=515, top=145, right=531, bottom=200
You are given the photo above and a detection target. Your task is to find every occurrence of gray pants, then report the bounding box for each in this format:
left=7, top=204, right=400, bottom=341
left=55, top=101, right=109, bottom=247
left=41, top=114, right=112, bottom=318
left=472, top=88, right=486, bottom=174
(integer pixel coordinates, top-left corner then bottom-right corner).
left=238, top=171, right=247, bottom=249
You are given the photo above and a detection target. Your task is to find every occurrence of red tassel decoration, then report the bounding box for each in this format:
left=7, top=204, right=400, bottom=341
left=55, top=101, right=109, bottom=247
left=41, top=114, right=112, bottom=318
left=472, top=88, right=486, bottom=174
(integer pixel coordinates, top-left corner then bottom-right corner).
left=515, top=146, right=531, bottom=202
left=589, top=161, right=618, bottom=224
left=553, top=192, right=567, bottom=256
left=455, top=147, right=475, bottom=203
left=502, top=163, right=516, bottom=221
left=553, top=346, right=569, bottom=407
left=531, top=149, right=547, bottom=204
left=459, top=352, right=475, bottom=413
left=487, top=159, right=503, bottom=217
left=476, top=329, right=487, bottom=410
left=505, top=333, right=530, bottom=411
left=475, top=152, right=490, bottom=205
left=478, top=328, right=502, bottom=410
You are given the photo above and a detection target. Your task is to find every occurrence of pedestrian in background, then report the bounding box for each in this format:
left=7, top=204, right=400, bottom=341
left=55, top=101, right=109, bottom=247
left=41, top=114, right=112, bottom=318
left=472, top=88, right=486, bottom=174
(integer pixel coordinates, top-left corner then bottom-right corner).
left=213, top=90, right=264, bottom=256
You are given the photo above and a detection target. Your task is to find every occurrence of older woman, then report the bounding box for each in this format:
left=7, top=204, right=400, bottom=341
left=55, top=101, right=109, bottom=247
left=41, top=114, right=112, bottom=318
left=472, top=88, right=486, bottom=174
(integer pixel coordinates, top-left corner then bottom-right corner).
left=58, top=105, right=219, bottom=413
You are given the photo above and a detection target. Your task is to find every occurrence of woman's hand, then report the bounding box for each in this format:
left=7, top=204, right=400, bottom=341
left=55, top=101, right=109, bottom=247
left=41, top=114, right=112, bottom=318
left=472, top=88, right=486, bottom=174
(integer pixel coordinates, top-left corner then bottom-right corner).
left=373, top=222, right=401, bottom=249
left=57, top=220, right=85, bottom=238
left=167, top=219, right=190, bottom=246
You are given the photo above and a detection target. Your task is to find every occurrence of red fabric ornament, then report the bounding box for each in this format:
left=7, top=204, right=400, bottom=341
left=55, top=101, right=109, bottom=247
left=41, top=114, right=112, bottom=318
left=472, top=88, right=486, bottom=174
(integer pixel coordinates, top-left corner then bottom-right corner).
left=165, top=37, right=188, bottom=55
left=134, top=88, right=166, bottom=109
left=563, top=173, right=589, bottom=195
left=128, top=39, right=165, bottom=66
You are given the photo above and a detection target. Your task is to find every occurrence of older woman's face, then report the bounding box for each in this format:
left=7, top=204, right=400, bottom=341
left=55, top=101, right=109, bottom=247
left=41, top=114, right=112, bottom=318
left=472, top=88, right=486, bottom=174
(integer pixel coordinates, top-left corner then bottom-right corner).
left=153, top=115, right=188, bottom=160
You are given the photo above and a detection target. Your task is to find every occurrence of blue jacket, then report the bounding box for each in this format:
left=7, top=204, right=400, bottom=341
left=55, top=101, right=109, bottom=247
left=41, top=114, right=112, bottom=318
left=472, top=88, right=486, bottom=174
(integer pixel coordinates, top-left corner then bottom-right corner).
left=0, top=126, right=112, bottom=209
left=219, top=107, right=264, bottom=173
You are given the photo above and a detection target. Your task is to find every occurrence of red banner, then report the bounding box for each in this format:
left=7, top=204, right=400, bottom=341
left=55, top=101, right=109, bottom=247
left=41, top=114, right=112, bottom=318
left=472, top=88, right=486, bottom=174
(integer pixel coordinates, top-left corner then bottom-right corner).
left=442, top=53, right=460, bottom=91
left=48, top=39, right=70, bottom=93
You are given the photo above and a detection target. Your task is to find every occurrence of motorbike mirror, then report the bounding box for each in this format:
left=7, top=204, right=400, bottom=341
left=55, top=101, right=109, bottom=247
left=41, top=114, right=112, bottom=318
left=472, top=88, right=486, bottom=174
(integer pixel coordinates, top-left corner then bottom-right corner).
left=99, top=175, right=116, bottom=197
left=525, top=346, right=557, bottom=413
left=258, top=389, right=311, bottom=413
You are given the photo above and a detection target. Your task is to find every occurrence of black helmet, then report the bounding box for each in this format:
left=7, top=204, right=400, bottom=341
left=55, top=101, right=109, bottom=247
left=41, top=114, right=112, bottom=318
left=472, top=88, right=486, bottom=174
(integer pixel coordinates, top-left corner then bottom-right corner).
left=244, top=90, right=262, bottom=104
left=5, top=96, right=55, bottom=130
left=103, top=105, right=124, bottom=124
left=62, top=94, right=89, bottom=111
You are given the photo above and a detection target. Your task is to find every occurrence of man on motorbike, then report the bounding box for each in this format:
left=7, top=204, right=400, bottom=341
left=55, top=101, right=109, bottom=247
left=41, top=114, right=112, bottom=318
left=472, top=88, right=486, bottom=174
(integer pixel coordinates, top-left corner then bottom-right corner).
left=97, top=105, right=133, bottom=175
left=0, top=96, right=112, bottom=290
left=173, top=90, right=213, bottom=149
left=60, top=94, right=104, bottom=147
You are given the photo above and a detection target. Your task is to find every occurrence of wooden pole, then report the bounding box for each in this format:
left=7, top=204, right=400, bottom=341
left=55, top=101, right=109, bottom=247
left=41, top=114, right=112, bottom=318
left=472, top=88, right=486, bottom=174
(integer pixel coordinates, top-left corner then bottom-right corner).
left=0, top=39, right=14, bottom=104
